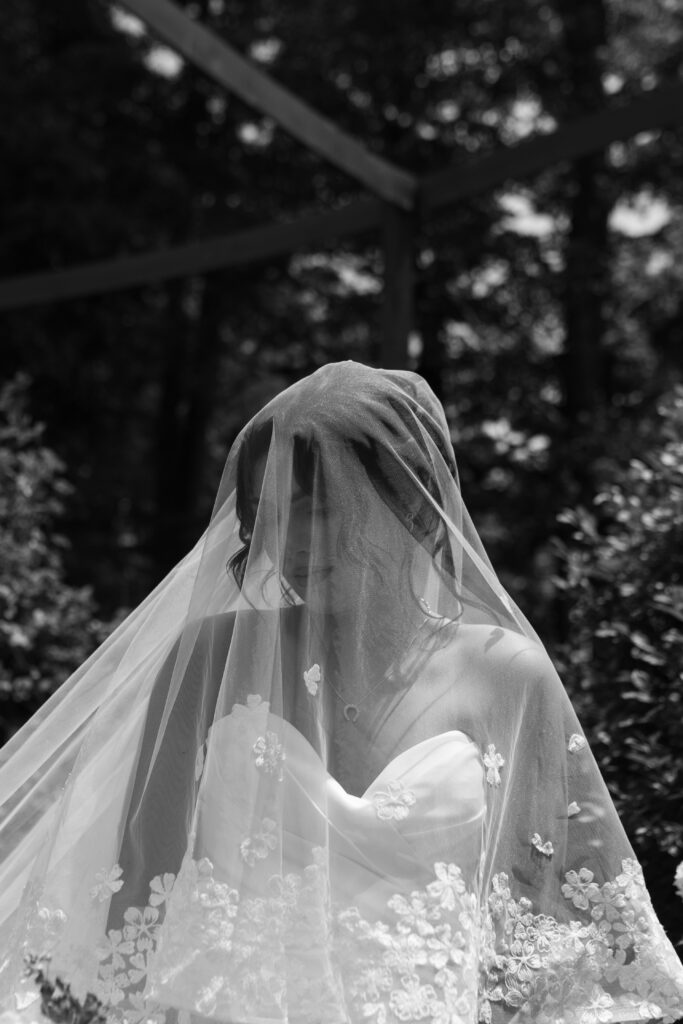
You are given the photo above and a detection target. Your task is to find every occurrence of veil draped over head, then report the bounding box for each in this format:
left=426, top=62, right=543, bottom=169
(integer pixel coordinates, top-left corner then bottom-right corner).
left=0, top=361, right=682, bottom=1024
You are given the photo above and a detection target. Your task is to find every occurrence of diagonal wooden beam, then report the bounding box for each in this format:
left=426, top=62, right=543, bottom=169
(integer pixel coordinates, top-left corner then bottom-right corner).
left=0, top=199, right=381, bottom=311
left=121, top=0, right=416, bottom=211
left=2, top=81, right=683, bottom=311
left=420, top=80, right=683, bottom=211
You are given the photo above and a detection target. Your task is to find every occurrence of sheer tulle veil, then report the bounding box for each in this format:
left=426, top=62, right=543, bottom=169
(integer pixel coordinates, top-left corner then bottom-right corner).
left=0, top=360, right=682, bottom=1024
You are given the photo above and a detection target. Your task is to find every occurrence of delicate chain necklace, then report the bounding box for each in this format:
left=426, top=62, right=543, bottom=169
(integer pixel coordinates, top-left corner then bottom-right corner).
left=309, top=597, right=458, bottom=723
left=326, top=673, right=400, bottom=724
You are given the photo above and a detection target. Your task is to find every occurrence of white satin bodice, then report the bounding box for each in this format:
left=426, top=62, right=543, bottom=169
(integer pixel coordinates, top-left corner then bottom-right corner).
left=193, top=697, right=486, bottom=912
left=136, top=696, right=487, bottom=1022
left=29, top=693, right=681, bottom=1024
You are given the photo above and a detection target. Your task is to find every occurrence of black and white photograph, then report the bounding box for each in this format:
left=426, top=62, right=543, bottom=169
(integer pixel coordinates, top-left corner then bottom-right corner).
left=1, top=3, right=683, bottom=1024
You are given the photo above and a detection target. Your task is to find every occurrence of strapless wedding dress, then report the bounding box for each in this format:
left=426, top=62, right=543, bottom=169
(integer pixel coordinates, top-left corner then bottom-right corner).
left=86, top=694, right=683, bottom=1024
left=137, top=694, right=487, bottom=1024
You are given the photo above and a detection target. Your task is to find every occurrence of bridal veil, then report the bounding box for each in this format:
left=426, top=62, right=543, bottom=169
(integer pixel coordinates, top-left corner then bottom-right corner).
left=0, top=361, right=682, bottom=1024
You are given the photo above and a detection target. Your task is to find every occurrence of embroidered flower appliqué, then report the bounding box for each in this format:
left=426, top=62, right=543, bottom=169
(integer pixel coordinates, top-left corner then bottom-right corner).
left=389, top=978, right=437, bottom=1021
left=568, top=733, right=586, bottom=753
left=149, top=872, right=175, bottom=906
left=304, top=663, right=321, bottom=696
left=32, top=905, right=67, bottom=946
left=95, top=926, right=134, bottom=983
left=531, top=833, right=554, bottom=857
left=239, top=817, right=278, bottom=867
left=122, top=905, right=160, bottom=950
left=252, top=731, right=285, bottom=780
left=25, top=853, right=683, bottom=1024
left=583, top=989, right=615, bottom=1023
left=232, top=694, right=269, bottom=716
left=484, top=860, right=683, bottom=1024
left=372, top=780, right=416, bottom=821
left=426, top=861, right=466, bottom=910
left=483, top=743, right=504, bottom=786
left=561, top=867, right=600, bottom=909
left=90, top=864, right=124, bottom=902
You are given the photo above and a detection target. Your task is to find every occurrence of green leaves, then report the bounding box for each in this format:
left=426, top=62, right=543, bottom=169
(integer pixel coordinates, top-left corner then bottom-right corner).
left=23, top=954, right=108, bottom=1024
left=0, top=376, right=117, bottom=743
left=550, top=384, right=683, bottom=933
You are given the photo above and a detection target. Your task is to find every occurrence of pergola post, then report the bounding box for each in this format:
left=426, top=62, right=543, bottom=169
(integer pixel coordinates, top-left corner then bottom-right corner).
left=380, top=203, right=416, bottom=370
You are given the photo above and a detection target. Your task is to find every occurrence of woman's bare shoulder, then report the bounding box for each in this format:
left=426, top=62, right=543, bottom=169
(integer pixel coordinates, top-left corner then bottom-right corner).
left=441, top=622, right=555, bottom=687
left=409, top=624, right=559, bottom=739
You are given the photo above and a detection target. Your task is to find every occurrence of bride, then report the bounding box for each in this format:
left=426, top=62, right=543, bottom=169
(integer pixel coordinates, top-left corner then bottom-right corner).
left=0, top=361, right=682, bottom=1024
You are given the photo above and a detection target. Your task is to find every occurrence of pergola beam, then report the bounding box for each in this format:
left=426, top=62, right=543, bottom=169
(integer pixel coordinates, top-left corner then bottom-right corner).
left=121, top=0, right=416, bottom=211
left=1, top=81, right=682, bottom=312
left=420, top=80, right=683, bottom=211
left=0, top=200, right=381, bottom=310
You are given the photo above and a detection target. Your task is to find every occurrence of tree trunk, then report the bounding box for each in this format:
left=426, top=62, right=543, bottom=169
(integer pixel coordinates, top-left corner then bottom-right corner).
left=153, top=273, right=226, bottom=579
left=380, top=203, right=415, bottom=369
left=556, top=0, right=611, bottom=419
left=177, top=272, right=225, bottom=552
left=154, top=285, right=190, bottom=579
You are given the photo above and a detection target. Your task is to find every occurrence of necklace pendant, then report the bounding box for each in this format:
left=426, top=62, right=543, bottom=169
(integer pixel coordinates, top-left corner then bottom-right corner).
left=343, top=703, right=359, bottom=723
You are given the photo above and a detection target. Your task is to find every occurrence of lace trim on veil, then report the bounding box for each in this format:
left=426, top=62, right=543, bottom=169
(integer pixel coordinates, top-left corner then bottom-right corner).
left=11, top=851, right=683, bottom=1024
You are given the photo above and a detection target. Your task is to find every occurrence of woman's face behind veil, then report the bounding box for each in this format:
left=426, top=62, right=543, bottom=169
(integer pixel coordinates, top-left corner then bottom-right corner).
left=279, top=459, right=348, bottom=611
left=231, top=367, right=449, bottom=627
left=247, top=446, right=405, bottom=616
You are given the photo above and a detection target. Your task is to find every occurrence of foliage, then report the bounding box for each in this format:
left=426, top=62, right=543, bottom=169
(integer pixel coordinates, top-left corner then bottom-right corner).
left=550, top=385, right=683, bottom=934
left=20, top=954, right=107, bottom=1024
left=2, top=0, right=683, bottom=615
left=0, top=375, right=116, bottom=743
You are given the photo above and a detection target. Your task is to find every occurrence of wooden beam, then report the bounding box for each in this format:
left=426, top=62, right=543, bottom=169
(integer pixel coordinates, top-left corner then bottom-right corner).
left=380, top=204, right=415, bottom=369
left=0, top=199, right=381, bottom=311
left=420, top=80, right=683, bottom=211
left=121, top=0, right=416, bottom=211
left=2, top=80, right=683, bottom=311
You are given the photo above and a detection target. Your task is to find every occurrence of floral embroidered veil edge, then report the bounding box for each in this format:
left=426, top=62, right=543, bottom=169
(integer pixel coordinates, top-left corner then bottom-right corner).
left=0, top=361, right=681, bottom=1024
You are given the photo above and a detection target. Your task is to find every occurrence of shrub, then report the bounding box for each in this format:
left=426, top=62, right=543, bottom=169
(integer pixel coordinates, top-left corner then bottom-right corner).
left=0, top=375, right=115, bottom=742
left=550, top=385, right=683, bottom=938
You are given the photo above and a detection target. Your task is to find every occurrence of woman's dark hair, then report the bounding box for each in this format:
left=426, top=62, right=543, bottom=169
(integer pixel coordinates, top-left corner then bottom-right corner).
left=227, top=394, right=458, bottom=595
left=350, top=392, right=459, bottom=580
left=227, top=388, right=504, bottom=641
left=228, top=418, right=273, bottom=590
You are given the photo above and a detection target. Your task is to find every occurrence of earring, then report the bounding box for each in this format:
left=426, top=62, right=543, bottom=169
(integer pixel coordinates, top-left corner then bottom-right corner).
left=420, top=593, right=465, bottom=624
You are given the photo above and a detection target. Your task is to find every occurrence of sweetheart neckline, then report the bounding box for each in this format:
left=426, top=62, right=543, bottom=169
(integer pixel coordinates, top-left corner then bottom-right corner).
left=357, top=729, right=479, bottom=798
left=216, top=703, right=479, bottom=798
